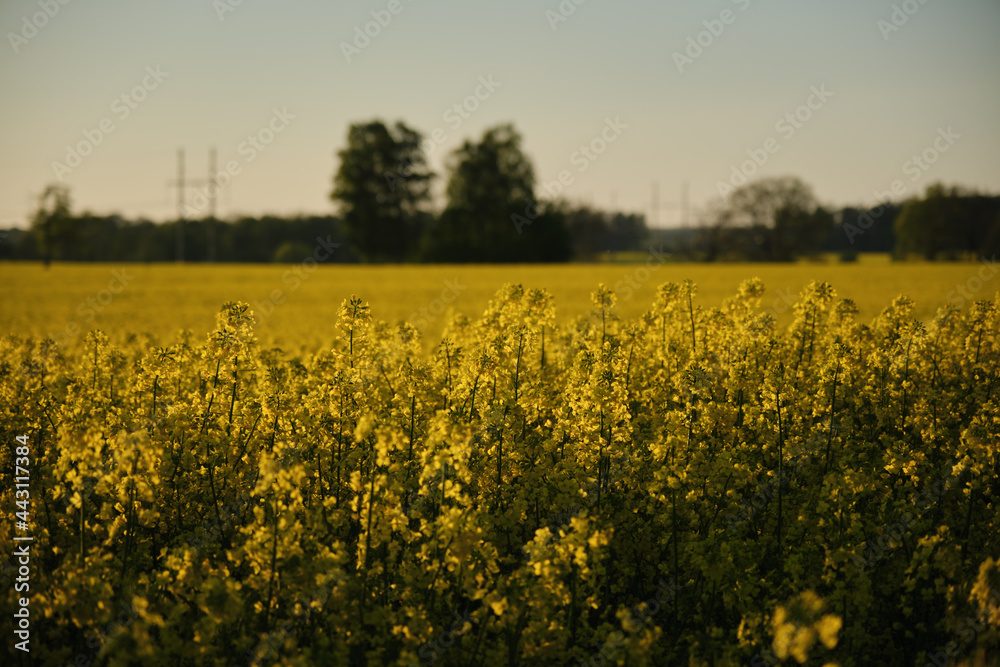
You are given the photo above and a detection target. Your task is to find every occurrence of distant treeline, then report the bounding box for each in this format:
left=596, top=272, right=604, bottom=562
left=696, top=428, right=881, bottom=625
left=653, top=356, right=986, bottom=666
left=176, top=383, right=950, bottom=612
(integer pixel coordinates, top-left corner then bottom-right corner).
left=4, top=138, right=997, bottom=264
left=2, top=194, right=997, bottom=264
left=1, top=215, right=356, bottom=264
left=660, top=184, right=998, bottom=262
left=0, top=210, right=647, bottom=264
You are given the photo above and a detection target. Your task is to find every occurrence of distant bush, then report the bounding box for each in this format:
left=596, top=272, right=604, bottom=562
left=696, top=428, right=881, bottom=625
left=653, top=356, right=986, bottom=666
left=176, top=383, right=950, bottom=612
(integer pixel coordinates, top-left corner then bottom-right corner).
left=272, top=240, right=314, bottom=263
left=839, top=248, right=858, bottom=263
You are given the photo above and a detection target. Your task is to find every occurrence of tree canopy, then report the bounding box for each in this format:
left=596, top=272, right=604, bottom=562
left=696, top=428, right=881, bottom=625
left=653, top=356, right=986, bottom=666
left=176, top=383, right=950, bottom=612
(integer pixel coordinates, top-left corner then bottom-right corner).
left=894, top=183, right=1000, bottom=260
left=698, top=176, right=833, bottom=261
left=30, top=183, right=73, bottom=267
left=331, top=120, right=433, bottom=262
left=425, top=124, right=570, bottom=262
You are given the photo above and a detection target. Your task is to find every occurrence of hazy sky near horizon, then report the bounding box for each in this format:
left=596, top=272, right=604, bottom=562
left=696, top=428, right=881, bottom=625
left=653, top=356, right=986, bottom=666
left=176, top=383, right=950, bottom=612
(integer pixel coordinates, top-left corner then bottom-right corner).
left=1, top=0, right=998, bottom=229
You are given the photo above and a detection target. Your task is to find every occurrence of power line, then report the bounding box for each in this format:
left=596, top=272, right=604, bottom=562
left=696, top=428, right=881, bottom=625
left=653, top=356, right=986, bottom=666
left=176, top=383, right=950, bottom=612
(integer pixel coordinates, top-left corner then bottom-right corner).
left=166, top=147, right=218, bottom=262
left=648, top=181, right=691, bottom=228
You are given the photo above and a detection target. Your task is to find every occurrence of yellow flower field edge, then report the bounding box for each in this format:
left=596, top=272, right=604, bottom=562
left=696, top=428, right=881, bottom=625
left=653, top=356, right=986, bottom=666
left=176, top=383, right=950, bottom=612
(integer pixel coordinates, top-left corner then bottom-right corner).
left=1, top=280, right=998, bottom=666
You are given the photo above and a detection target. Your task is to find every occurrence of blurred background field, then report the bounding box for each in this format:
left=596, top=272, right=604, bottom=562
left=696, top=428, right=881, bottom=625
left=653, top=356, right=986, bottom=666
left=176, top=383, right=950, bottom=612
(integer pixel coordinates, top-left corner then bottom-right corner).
left=1, top=256, right=995, bottom=353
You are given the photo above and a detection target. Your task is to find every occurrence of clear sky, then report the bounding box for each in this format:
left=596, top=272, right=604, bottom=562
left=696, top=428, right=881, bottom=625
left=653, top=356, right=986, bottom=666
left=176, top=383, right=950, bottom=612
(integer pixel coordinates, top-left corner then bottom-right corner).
left=1, top=0, right=998, bottom=228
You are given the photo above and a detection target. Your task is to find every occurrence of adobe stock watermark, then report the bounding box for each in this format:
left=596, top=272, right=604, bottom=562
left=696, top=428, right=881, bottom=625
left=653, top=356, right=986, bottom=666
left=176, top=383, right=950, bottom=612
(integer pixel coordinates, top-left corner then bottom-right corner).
left=254, top=235, right=339, bottom=320
left=184, top=107, right=295, bottom=216
left=52, top=268, right=135, bottom=347
left=581, top=246, right=672, bottom=332
left=767, top=287, right=798, bottom=317
left=340, top=0, right=416, bottom=63
left=843, top=126, right=959, bottom=244
left=510, top=197, right=544, bottom=234
left=440, top=75, right=501, bottom=136
left=901, top=126, right=959, bottom=182
left=877, top=0, right=933, bottom=41
left=386, top=75, right=501, bottom=191
left=945, top=257, right=998, bottom=309
left=213, top=0, right=249, bottom=22
left=716, top=85, right=833, bottom=197
left=51, top=66, right=169, bottom=181
left=510, top=117, right=627, bottom=234
left=612, top=245, right=672, bottom=303
left=920, top=587, right=1000, bottom=667
left=672, top=0, right=752, bottom=73
left=409, top=279, right=467, bottom=332
left=7, top=0, right=74, bottom=54
left=545, top=0, right=590, bottom=31
left=538, top=117, right=628, bottom=200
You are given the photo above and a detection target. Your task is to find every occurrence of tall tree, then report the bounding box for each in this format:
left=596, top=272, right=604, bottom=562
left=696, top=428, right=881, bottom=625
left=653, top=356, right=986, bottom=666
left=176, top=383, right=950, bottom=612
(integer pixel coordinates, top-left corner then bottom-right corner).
left=30, top=183, right=73, bottom=267
left=332, top=120, right=432, bottom=262
left=426, top=124, right=565, bottom=262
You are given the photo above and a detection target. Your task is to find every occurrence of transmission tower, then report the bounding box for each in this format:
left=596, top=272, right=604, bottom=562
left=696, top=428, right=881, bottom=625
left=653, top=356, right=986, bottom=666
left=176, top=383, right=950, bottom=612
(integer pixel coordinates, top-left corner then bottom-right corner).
left=166, top=148, right=219, bottom=262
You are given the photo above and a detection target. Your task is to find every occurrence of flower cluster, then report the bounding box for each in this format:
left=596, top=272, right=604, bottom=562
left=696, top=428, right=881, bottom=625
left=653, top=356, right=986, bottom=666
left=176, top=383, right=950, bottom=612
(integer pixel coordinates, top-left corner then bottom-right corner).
left=0, top=282, right=997, bottom=666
